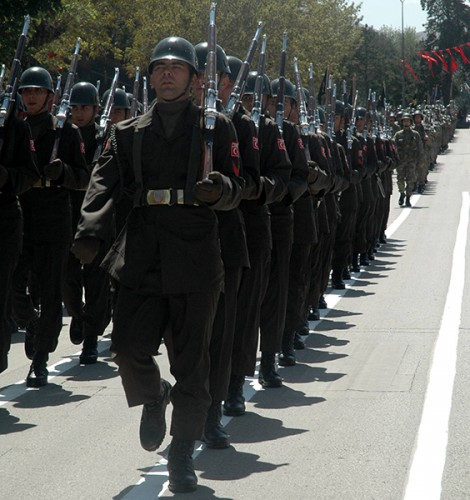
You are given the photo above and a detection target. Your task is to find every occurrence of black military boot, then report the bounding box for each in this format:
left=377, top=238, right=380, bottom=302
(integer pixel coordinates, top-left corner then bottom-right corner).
left=379, top=232, right=387, bottom=244
left=342, top=268, right=352, bottom=280
left=359, top=253, right=370, bottom=266
left=399, top=192, right=405, bottom=206
left=26, top=351, right=49, bottom=388
left=318, top=294, right=327, bottom=309
left=139, top=379, right=171, bottom=451
left=331, top=268, right=345, bottom=290
left=69, top=316, right=84, bottom=345
left=167, top=438, right=197, bottom=493
left=351, top=253, right=360, bottom=272
left=79, top=335, right=98, bottom=364
left=258, top=352, right=282, bottom=388
left=293, top=331, right=305, bottom=350
left=279, top=332, right=296, bottom=367
left=223, top=374, right=246, bottom=416
left=406, top=195, right=412, bottom=207
left=308, top=307, right=319, bottom=321
left=203, top=400, right=229, bottom=449
left=297, top=318, right=311, bottom=334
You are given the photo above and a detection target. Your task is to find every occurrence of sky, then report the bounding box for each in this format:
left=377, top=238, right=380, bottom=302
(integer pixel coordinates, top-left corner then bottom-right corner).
left=357, top=0, right=428, bottom=31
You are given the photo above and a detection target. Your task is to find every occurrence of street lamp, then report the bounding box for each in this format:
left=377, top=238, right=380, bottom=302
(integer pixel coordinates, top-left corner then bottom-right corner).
left=401, top=0, right=406, bottom=107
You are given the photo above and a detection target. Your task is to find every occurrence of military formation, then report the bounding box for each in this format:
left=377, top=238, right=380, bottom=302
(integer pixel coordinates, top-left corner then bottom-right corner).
left=0, top=12, right=457, bottom=495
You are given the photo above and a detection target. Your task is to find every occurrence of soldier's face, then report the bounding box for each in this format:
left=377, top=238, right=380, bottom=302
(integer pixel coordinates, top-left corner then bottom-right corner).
left=21, top=87, right=52, bottom=115
left=194, top=72, right=205, bottom=106
left=356, top=117, right=365, bottom=132
left=110, top=108, right=128, bottom=124
left=150, top=59, right=194, bottom=102
left=241, top=93, right=254, bottom=112
left=402, top=118, right=411, bottom=128
left=70, top=104, right=97, bottom=127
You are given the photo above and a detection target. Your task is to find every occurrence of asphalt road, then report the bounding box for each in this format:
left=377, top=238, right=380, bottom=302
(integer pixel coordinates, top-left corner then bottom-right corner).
left=2, top=128, right=470, bottom=500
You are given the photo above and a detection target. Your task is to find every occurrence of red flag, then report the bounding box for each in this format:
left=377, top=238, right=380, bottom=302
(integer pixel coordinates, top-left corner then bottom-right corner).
left=402, top=60, right=419, bottom=81
left=454, top=45, right=470, bottom=64
left=418, top=51, right=438, bottom=76
left=446, top=48, right=458, bottom=73
left=432, top=51, right=448, bottom=73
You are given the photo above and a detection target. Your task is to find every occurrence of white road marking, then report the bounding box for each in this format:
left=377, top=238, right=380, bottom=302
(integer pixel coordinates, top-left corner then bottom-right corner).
left=404, top=192, right=469, bottom=500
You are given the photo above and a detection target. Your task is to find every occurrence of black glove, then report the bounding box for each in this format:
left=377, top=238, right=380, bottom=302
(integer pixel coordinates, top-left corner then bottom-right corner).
left=71, top=237, right=101, bottom=265
left=194, top=171, right=224, bottom=204
left=44, top=159, right=64, bottom=181
left=0, top=165, right=8, bottom=189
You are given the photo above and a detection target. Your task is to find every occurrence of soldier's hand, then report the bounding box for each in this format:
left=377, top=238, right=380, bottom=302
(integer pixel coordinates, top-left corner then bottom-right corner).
left=71, top=237, right=101, bottom=265
left=44, top=159, right=64, bottom=180
left=307, top=161, right=319, bottom=184
left=194, top=171, right=224, bottom=204
left=0, top=165, right=8, bottom=189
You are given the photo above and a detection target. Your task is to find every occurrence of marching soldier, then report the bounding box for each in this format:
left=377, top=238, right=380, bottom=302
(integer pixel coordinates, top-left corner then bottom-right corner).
left=12, top=66, right=88, bottom=387
left=0, top=110, right=38, bottom=373
left=64, top=81, right=112, bottom=363
left=193, top=45, right=258, bottom=449
left=72, top=36, right=243, bottom=494
left=393, top=113, right=424, bottom=207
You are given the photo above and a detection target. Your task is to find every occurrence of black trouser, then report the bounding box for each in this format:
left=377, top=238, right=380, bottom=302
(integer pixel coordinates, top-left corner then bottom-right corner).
left=12, top=238, right=69, bottom=353
left=209, top=266, right=243, bottom=401
left=0, top=202, right=22, bottom=373
left=260, top=236, right=293, bottom=353
left=231, top=247, right=271, bottom=376
left=112, top=284, right=219, bottom=441
left=63, top=245, right=112, bottom=338
left=285, top=243, right=312, bottom=335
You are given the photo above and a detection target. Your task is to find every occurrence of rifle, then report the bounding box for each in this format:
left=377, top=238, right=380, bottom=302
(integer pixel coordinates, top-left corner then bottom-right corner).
left=202, top=1, right=218, bottom=178
left=347, top=90, right=358, bottom=150
left=250, top=34, right=267, bottom=129
left=0, top=64, right=5, bottom=90
left=327, top=77, right=336, bottom=140
left=50, top=37, right=81, bottom=162
left=307, top=63, right=319, bottom=133
left=223, top=21, right=263, bottom=118
left=275, top=31, right=287, bottom=136
left=129, top=66, right=140, bottom=118
left=142, top=76, right=148, bottom=113
left=92, top=67, right=119, bottom=163
left=293, top=57, right=311, bottom=162
left=0, top=15, right=31, bottom=154
left=341, top=79, right=347, bottom=106
left=51, top=76, right=62, bottom=115
left=95, top=80, right=100, bottom=94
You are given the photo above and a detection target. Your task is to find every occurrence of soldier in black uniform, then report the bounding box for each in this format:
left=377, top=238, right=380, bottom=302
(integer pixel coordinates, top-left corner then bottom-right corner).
left=0, top=111, right=38, bottom=373
left=64, top=82, right=112, bottom=363
left=262, top=78, right=308, bottom=380
left=12, top=67, right=88, bottom=387
left=72, top=37, right=243, bottom=494
left=224, top=70, right=290, bottom=414
left=193, top=46, right=257, bottom=449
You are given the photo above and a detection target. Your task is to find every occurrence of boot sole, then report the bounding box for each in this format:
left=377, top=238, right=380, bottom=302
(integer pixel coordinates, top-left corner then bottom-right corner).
left=168, top=482, right=197, bottom=493
left=223, top=407, right=245, bottom=417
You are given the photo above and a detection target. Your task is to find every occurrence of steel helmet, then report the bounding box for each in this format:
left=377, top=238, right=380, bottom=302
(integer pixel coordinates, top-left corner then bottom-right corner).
left=148, top=36, right=198, bottom=74
left=70, top=82, right=100, bottom=106
left=270, top=78, right=297, bottom=102
left=101, top=88, right=131, bottom=109
left=194, top=42, right=231, bottom=75
left=18, top=67, right=54, bottom=93
left=244, top=71, right=272, bottom=96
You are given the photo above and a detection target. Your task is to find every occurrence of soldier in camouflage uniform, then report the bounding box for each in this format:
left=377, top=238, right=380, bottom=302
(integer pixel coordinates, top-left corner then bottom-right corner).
left=393, top=114, right=424, bottom=207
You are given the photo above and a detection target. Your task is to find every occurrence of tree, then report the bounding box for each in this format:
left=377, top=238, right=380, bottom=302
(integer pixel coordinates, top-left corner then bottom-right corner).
left=420, top=0, right=470, bottom=103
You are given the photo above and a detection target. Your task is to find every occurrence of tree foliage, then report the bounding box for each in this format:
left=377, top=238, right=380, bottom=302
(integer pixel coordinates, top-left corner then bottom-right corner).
left=420, top=0, right=470, bottom=103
